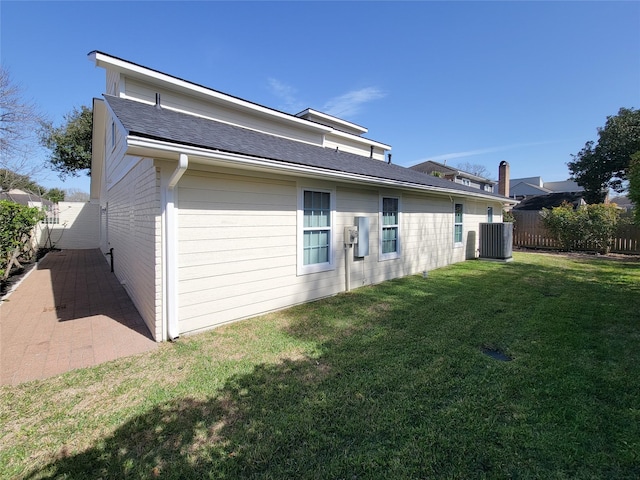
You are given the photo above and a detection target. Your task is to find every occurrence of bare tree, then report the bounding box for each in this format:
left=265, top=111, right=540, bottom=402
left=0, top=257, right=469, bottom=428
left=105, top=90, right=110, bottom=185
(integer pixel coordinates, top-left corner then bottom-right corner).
left=455, top=162, right=493, bottom=179
left=0, top=67, right=47, bottom=187
left=64, top=188, right=90, bottom=202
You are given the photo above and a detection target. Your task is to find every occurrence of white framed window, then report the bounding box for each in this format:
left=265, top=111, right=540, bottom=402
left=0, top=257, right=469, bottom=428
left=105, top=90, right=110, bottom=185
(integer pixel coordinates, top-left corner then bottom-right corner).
left=298, top=188, right=335, bottom=275
left=487, top=206, right=494, bottom=223
left=42, top=204, right=60, bottom=225
left=454, top=203, right=463, bottom=245
left=380, top=196, right=400, bottom=260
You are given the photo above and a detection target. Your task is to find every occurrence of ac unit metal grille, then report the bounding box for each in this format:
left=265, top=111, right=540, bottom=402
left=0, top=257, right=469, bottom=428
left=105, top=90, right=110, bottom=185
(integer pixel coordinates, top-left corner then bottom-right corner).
left=479, top=223, right=513, bottom=260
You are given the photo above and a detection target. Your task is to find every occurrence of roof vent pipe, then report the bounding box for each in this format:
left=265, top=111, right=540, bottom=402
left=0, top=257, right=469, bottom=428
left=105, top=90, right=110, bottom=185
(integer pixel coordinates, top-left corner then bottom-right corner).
left=155, top=93, right=161, bottom=109
left=387, top=153, right=392, bottom=164
left=370, top=146, right=374, bottom=158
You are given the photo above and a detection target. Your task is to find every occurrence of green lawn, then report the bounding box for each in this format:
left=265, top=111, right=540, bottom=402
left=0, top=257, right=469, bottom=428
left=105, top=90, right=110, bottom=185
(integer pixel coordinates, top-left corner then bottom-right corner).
left=2, top=252, right=639, bottom=479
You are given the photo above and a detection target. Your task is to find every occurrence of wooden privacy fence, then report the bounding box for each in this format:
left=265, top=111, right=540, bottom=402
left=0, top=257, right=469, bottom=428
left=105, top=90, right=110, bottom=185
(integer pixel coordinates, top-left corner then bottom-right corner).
left=512, top=211, right=640, bottom=254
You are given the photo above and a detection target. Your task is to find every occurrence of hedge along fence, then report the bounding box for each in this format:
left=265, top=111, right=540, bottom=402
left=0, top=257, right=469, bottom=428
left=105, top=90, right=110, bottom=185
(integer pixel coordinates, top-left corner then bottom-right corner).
left=0, top=200, right=45, bottom=280
left=512, top=209, right=640, bottom=254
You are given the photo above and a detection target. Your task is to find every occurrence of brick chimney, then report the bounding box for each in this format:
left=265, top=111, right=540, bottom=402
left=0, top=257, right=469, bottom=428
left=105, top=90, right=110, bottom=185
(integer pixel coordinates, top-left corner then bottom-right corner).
left=498, top=161, right=510, bottom=197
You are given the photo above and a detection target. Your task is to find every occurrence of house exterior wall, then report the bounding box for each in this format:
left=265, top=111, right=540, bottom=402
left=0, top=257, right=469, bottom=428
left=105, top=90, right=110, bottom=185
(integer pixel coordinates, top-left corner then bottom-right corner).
left=93, top=53, right=511, bottom=341
left=174, top=167, right=504, bottom=336
left=176, top=170, right=298, bottom=333
left=323, top=133, right=387, bottom=161
left=106, top=69, right=120, bottom=96
left=105, top=158, right=162, bottom=340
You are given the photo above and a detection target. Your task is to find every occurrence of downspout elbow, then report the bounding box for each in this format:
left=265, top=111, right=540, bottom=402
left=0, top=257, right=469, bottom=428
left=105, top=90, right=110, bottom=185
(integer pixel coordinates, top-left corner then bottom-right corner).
left=169, top=153, right=188, bottom=190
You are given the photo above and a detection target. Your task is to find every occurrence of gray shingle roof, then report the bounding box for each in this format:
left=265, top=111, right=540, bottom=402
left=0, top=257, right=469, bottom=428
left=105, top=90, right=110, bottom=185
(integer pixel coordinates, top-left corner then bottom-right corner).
left=104, top=94, right=509, bottom=200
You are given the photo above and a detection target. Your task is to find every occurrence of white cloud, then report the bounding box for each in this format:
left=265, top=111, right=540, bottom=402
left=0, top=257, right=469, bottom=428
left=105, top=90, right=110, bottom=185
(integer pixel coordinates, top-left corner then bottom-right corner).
left=267, top=78, right=304, bottom=113
left=422, top=141, right=555, bottom=163
left=267, top=80, right=385, bottom=118
left=322, top=87, right=386, bottom=118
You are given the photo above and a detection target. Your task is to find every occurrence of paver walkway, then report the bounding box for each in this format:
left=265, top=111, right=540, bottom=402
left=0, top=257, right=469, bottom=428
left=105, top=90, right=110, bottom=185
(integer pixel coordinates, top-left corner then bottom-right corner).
left=1, top=249, right=157, bottom=385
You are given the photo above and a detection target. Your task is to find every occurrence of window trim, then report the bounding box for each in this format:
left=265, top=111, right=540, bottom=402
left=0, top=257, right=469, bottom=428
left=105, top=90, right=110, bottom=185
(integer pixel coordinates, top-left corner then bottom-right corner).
left=454, top=202, right=463, bottom=246
left=379, top=195, right=401, bottom=261
left=297, top=186, right=335, bottom=275
left=487, top=206, right=494, bottom=223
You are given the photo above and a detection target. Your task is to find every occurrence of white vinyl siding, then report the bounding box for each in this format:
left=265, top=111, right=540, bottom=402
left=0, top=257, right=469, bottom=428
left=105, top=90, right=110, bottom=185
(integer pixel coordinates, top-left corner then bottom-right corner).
left=178, top=171, right=299, bottom=333
left=380, top=196, right=400, bottom=260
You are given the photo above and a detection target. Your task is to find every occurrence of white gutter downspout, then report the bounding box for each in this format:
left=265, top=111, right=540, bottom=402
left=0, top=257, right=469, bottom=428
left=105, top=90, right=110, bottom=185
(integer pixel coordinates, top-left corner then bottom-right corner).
left=164, top=153, right=188, bottom=340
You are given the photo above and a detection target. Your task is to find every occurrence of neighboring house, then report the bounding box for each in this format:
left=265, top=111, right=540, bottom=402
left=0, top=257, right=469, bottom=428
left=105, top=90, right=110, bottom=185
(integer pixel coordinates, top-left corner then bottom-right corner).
left=0, top=189, right=56, bottom=253
left=0, top=188, right=57, bottom=223
left=509, top=176, right=583, bottom=200
left=610, top=195, right=635, bottom=213
left=89, top=51, right=516, bottom=342
left=0, top=188, right=53, bottom=208
left=410, top=160, right=495, bottom=193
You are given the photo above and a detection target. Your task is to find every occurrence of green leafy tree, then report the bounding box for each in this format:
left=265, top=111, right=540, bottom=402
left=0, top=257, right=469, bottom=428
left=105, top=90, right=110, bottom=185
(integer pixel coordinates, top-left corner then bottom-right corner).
left=39, top=105, right=92, bottom=178
left=43, top=187, right=65, bottom=203
left=568, top=107, right=640, bottom=203
left=629, top=152, right=640, bottom=225
left=0, top=168, right=46, bottom=195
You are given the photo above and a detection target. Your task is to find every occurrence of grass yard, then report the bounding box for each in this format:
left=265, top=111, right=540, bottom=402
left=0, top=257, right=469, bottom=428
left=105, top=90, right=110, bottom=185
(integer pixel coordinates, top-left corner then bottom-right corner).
left=1, top=252, right=639, bottom=479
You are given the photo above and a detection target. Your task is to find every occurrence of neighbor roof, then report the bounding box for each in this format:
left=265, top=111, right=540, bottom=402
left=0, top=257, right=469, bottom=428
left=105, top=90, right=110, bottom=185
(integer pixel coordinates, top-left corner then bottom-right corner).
left=0, top=189, right=52, bottom=206
left=410, top=160, right=458, bottom=176
left=410, top=160, right=495, bottom=184
left=104, top=95, right=512, bottom=202
left=513, top=192, right=585, bottom=211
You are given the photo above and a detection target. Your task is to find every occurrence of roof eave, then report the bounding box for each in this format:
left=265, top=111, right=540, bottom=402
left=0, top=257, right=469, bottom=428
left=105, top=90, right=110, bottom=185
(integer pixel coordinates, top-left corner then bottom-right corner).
left=126, top=135, right=516, bottom=205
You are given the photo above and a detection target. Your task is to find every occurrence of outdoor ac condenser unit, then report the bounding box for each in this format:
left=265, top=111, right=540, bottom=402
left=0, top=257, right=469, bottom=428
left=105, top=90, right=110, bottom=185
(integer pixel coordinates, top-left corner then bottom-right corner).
left=479, top=222, right=513, bottom=261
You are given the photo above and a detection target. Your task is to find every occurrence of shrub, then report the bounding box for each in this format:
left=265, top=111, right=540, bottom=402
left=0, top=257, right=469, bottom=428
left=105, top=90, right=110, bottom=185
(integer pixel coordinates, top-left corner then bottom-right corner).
left=0, top=200, right=44, bottom=279
left=541, top=202, right=620, bottom=254
left=583, top=203, right=620, bottom=254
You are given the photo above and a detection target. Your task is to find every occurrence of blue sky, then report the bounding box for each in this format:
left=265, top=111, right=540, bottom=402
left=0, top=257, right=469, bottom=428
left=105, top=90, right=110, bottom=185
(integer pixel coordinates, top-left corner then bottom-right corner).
left=2, top=1, right=639, bottom=194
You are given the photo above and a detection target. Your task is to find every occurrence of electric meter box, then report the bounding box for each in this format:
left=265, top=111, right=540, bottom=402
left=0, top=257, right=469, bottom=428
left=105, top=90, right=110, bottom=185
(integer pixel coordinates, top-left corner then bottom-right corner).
left=354, top=216, right=369, bottom=257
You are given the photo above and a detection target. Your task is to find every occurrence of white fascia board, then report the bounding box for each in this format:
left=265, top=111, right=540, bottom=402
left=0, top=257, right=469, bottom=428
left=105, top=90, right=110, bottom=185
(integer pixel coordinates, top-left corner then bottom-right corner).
left=90, top=98, right=106, bottom=201
left=296, top=108, right=368, bottom=134
left=126, top=136, right=517, bottom=205
left=89, top=51, right=332, bottom=136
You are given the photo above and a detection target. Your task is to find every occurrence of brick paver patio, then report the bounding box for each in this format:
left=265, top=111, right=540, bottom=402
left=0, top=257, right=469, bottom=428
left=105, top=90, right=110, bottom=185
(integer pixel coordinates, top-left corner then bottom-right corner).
left=1, top=249, right=157, bottom=385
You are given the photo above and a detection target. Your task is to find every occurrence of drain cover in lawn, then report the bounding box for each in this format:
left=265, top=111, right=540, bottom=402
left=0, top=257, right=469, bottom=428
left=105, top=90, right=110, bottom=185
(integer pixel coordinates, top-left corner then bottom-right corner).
left=482, top=348, right=512, bottom=362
